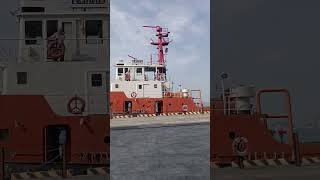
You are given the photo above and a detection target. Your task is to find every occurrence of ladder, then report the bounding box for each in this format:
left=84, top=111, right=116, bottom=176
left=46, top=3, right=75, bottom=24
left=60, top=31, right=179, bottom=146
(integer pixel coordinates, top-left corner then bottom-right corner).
left=190, top=89, right=203, bottom=112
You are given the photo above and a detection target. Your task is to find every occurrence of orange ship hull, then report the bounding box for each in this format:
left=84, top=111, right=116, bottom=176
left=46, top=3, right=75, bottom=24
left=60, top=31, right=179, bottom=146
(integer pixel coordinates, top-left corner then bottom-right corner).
left=110, top=92, right=203, bottom=115
left=211, top=89, right=320, bottom=165
left=0, top=95, right=109, bottom=165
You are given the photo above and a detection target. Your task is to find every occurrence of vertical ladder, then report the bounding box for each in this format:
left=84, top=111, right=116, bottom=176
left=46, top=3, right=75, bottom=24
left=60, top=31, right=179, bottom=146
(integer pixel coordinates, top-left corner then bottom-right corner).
left=190, top=89, right=203, bottom=112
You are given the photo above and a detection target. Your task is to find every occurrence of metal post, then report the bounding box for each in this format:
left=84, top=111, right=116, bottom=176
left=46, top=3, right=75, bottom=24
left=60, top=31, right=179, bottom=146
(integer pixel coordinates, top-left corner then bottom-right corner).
left=0, top=147, right=4, bottom=180
left=221, top=79, right=226, bottom=115
left=62, top=144, right=67, bottom=178
left=293, top=133, right=301, bottom=166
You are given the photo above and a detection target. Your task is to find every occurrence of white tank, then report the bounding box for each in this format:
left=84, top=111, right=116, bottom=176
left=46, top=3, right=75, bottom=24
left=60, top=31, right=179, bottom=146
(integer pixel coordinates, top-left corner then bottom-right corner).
left=230, top=86, right=254, bottom=98
left=235, top=98, right=251, bottom=111
left=230, top=86, right=255, bottom=113
left=182, top=89, right=189, bottom=98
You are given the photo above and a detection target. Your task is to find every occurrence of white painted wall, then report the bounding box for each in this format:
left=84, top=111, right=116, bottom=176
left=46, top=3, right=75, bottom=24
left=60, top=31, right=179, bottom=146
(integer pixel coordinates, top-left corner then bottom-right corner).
left=0, top=0, right=110, bottom=116
left=111, top=81, right=163, bottom=98
left=3, top=62, right=108, bottom=115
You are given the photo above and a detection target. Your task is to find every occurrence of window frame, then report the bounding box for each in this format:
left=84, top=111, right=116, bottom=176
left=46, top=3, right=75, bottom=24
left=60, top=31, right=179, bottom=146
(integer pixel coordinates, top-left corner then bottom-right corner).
left=118, top=68, right=123, bottom=75
left=91, top=73, right=103, bottom=87
left=136, top=68, right=142, bottom=75
left=25, top=20, right=43, bottom=45
left=85, top=20, right=103, bottom=44
left=17, top=72, right=28, bottom=85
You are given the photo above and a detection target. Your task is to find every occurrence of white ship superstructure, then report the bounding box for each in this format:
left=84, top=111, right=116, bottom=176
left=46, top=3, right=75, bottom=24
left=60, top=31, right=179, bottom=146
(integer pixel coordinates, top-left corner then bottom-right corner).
left=111, top=58, right=172, bottom=98
left=0, top=0, right=109, bottom=115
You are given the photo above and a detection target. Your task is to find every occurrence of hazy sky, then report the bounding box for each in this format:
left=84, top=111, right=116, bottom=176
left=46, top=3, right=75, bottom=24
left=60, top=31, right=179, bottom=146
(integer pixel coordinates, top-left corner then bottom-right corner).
left=111, top=0, right=210, bottom=103
left=0, top=1, right=18, bottom=39
left=213, top=0, right=320, bottom=127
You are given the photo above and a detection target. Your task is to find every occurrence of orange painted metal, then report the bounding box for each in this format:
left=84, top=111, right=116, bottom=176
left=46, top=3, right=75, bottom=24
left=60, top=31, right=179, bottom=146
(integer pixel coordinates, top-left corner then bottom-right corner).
left=110, top=92, right=200, bottom=114
left=0, top=95, right=109, bottom=165
left=211, top=88, right=320, bottom=164
left=256, top=89, right=294, bottom=146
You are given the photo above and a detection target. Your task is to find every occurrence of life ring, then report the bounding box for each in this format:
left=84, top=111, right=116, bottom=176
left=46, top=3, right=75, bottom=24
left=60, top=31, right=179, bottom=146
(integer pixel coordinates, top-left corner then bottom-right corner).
left=67, top=96, right=86, bottom=115
left=131, top=92, right=137, bottom=98
left=232, top=137, right=248, bottom=157
left=47, top=40, right=65, bottom=60
left=182, top=104, right=188, bottom=112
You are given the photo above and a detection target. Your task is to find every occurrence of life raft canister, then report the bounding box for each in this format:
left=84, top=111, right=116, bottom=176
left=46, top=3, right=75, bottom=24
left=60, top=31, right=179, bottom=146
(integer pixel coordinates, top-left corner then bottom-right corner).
left=67, top=96, right=86, bottom=115
left=131, top=92, right=137, bottom=98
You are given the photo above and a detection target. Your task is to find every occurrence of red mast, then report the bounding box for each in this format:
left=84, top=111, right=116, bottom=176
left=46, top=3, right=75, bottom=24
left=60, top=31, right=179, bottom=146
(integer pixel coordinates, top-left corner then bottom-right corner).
left=142, top=26, right=170, bottom=65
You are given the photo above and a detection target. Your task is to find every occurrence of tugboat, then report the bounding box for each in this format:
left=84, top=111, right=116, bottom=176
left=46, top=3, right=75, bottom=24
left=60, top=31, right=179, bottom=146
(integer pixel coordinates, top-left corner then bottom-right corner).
left=0, top=0, right=109, bottom=174
left=110, top=26, right=204, bottom=116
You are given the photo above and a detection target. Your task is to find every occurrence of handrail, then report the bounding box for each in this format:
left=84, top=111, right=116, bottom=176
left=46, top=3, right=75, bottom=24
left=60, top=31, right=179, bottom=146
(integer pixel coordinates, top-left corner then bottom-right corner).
left=255, top=88, right=294, bottom=149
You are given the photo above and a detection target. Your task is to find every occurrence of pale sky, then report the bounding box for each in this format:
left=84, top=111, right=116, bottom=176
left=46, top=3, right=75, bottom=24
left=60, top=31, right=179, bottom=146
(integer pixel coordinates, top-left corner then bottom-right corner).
left=110, top=0, right=210, bottom=104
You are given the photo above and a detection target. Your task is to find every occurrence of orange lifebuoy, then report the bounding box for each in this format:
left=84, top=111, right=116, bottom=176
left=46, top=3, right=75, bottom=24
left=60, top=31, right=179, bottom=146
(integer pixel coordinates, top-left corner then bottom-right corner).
left=47, top=40, right=65, bottom=60
left=67, top=96, right=86, bottom=115
left=232, top=137, right=249, bottom=157
left=131, top=92, right=137, bottom=98
left=182, top=104, right=188, bottom=112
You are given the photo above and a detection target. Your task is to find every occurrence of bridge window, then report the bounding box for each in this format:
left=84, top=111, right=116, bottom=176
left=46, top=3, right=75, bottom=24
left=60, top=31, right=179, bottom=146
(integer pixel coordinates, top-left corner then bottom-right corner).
left=115, top=84, right=119, bottom=88
left=91, top=73, right=102, bottom=87
left=136, top=68, right=142, bottom=75
left=21, top=7, right=45, bottom=12
left=25, top=21, right=42, bottom=45
left=47, top=20, right=58, bottom=38
left=17, top=72, right=27, bottom=85
left=154, top=84, right=157, bottom=88
left=86, top=20, right=103, bottom=44
left=138, top=85, right=142, bottom=89
left=118, top=68, right=123, bottom=75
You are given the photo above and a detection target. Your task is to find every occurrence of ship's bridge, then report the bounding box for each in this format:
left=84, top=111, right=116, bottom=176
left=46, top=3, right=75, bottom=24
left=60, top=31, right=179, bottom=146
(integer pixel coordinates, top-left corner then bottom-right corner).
left=114, top=59, right=166, bottom=82
left=14, top=0, right=109, bottom=64
left=111, top=59, right=172, bottom=99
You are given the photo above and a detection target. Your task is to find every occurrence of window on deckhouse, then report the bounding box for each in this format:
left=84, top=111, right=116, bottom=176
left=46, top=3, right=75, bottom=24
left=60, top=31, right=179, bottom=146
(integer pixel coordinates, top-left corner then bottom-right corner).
left=25, top=21, right=43, bottom=45
left=86, top=20, right=103, bottom=44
